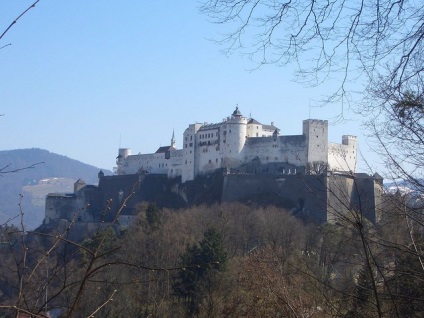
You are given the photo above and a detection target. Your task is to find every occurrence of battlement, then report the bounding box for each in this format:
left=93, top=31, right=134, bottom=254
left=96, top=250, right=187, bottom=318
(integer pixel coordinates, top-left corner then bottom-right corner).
left=342, top=135, right=357, bottom=145
left=303, top=119, right=328, bottom=124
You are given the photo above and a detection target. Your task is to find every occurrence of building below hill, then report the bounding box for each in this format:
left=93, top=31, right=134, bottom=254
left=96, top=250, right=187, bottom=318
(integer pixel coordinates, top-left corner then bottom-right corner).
left=44, top=108, right=382, bottom=226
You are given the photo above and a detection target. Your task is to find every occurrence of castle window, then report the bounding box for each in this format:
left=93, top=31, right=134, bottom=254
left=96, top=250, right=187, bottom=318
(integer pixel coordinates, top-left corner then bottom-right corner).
left=209, top=159, right=212, bottom=163
left=216, top=158, right=218, bottom=163
left=229, top=130, right=232, bottom=133
left=208, top=133, right=210, bottom=138
left=190, top=136, right=192, bottom=141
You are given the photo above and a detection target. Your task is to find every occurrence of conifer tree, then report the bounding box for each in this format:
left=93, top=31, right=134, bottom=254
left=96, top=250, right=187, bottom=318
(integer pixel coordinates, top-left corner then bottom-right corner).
left=173, top=227, right=227, bottom=316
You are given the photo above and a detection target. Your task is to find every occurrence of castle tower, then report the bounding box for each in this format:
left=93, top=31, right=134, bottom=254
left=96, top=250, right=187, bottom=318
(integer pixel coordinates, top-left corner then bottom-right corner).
left=225, top=106, right=248, bottom=154
left=303, top=119, right=329, bottom=168
left=342, top=135, right=357, bottom=172
left=74, top=178, right=86, bottom=195
left=116, top=148, right=131, bottom=175
left=98, top=170, right=104, bottom=180
left=182, top=123, right=202, bottom=182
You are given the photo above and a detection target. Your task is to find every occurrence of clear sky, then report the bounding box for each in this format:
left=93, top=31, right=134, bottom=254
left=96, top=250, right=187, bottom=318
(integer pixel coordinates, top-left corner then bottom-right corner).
left=0, top=1, right=381, bottom=173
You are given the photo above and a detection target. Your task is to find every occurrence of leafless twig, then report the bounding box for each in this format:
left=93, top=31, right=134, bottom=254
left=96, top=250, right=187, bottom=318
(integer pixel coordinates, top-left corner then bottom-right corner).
left=0, top=0, right=40, bottom=42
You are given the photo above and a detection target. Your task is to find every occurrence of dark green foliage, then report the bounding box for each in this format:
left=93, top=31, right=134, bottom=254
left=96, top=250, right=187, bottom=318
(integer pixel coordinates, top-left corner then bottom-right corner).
left=145, top=203, right=161, bottom=230
left=351, top=265, right=373, bottom=316
left=173, top=227, right=227, bottom=316
left=393, top=248, right=424, bottom=317
left=393, top=91, right=424, bottom=119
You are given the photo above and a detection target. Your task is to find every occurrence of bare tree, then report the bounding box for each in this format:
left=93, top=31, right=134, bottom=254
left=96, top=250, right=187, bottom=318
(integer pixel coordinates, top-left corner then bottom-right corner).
left=370, top=89, right=424, bottom=193
left=201, top=0, right=424, bottom=109
left=0, top=1, right=40, bottom=49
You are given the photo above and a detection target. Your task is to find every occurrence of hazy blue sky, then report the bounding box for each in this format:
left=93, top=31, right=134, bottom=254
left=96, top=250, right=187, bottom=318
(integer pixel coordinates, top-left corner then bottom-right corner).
left=0, top=1, right=380, bottom=173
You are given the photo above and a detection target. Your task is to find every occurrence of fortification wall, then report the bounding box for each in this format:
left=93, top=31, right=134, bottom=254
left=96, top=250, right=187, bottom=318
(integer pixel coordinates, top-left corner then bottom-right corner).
left=350, top=175, right=383, bottom=224
left=328, top=135, right=357, bottom=172
left=45, top=195, right=85, bottom=224
left=222, top=174, right=328, bottom=223
left=195, top=126, right=223, bottom=176
left=326, top=174, right=355, bottom=223
left=243, top=135, right=308, bottom=168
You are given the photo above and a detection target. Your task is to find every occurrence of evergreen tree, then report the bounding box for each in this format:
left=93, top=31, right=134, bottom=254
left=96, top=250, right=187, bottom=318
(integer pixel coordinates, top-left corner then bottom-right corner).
left=145, top=203, right=161, bottom=230
left=173, top=227, right=227, bottom=316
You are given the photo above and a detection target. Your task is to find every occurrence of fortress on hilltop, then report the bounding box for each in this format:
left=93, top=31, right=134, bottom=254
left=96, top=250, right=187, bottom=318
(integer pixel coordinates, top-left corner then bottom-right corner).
left=45, top=107, right=383, bottom=227
left=116, top=107, right=357, bottom=182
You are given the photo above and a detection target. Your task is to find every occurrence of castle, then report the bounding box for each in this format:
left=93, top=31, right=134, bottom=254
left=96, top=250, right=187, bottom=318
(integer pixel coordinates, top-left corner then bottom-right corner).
left=116, top=107, right=357, bottom=182
left=45, top=108, right=382, bottom=226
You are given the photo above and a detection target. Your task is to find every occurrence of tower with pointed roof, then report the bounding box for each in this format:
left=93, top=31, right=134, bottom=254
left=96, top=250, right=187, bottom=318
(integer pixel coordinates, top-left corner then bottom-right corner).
left=224, top=106, right=248, bottom=155
left=171, top=129, right=176, bottom=148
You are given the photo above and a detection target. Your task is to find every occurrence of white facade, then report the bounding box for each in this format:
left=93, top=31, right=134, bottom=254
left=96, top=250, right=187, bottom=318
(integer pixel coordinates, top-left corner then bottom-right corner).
left=116, top=108, right=357, bottom=182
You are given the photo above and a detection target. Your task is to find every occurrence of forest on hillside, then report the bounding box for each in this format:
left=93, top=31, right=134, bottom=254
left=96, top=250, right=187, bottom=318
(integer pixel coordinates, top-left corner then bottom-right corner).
left=0, top=199, right=423, bottom=317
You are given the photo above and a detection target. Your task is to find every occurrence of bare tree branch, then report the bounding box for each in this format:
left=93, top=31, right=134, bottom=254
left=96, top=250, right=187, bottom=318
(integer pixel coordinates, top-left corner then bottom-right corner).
left=0, top=1, right=40, bottom=42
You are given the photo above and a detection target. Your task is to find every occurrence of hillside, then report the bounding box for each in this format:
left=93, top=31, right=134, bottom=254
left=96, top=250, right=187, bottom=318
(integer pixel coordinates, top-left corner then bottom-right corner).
left=0, top=148, right=112, bottom=229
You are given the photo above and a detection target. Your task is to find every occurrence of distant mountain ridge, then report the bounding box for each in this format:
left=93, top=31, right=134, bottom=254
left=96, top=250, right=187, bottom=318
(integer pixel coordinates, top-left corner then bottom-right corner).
left=385, top=179, right=424, bottom=194
left=0, top=148, right=112, bottom=229
left=385, top=179, right=424, bottom=208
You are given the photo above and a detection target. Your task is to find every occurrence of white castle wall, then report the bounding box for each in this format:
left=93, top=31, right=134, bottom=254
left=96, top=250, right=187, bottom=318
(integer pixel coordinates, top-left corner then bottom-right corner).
left=328, top=135, right=357, bottom=172
left=116, top=108, right=357, bottom=182
left=195, top=124, right=222, bottom=176
left=242, top=135, right=308, bottom=168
